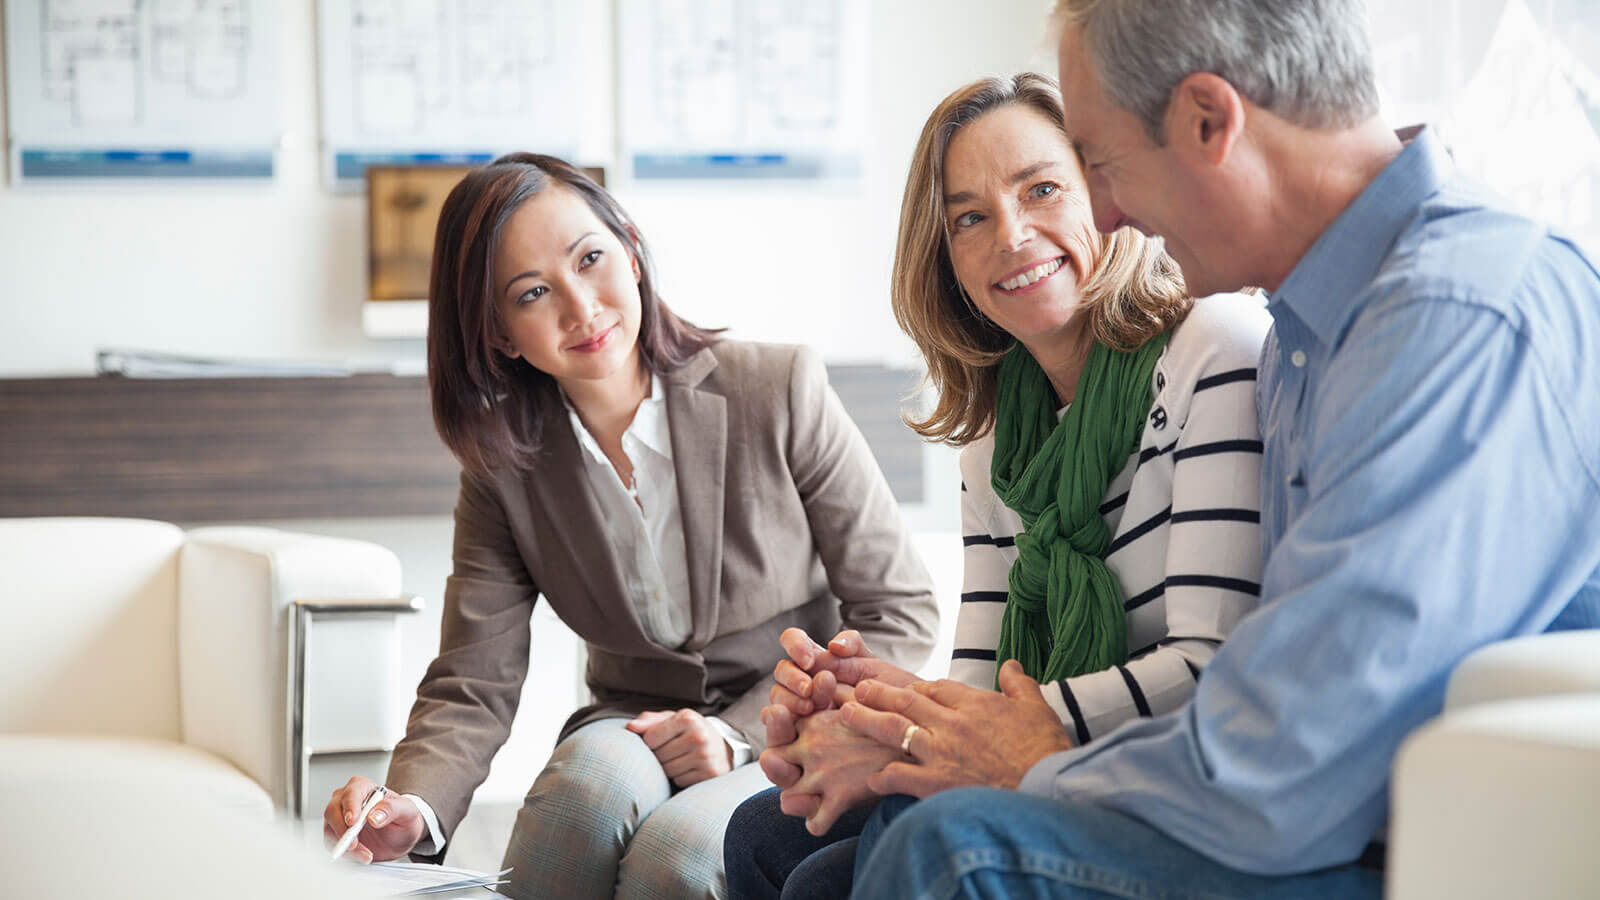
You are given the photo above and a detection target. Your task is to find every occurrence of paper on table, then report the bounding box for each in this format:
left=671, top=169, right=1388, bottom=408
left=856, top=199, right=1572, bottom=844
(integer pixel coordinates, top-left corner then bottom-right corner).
left=344, top=861, right=511, bottom=897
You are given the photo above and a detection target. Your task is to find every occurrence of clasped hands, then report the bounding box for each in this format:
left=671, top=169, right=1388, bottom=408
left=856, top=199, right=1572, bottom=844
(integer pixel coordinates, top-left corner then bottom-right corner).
left=625, top=707, right=735, bottom=788
left=758, top=628, right=1075, bottom=837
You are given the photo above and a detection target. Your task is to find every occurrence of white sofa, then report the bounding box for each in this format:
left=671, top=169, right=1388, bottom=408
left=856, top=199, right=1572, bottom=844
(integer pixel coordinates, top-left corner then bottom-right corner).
left=0, top=734, right=358, bottom=900
left=1388, top=629, right=1600, bottom=899
left=0, top=517, right=410, bottom=820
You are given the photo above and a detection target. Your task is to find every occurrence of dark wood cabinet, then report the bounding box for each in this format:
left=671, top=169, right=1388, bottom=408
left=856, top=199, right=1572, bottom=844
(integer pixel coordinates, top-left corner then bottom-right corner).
left=0, top=367, right=923, bottom=522
left=0, top=374, right=457, bottom=521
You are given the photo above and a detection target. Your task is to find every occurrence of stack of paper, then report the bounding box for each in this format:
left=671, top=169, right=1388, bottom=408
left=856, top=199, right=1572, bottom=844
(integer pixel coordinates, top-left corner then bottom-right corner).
left=347, top=861, right=511, bottom=897
left=95, top=347, right=353, bottom=378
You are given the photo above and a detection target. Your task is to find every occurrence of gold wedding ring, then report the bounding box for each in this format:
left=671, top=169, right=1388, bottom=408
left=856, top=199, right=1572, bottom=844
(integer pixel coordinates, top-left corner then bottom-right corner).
left=900, top=723, right=920, bottom=755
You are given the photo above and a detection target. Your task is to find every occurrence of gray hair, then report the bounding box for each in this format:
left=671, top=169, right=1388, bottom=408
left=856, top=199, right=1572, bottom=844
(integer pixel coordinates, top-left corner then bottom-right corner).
left=1055, top=0, right=1380, bottom=143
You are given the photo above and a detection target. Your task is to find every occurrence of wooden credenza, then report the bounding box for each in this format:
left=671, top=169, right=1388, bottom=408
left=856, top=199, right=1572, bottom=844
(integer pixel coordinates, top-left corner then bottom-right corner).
left=0, top=374, right=457, bottom=521
left=0, top=368, right=924, bottom=522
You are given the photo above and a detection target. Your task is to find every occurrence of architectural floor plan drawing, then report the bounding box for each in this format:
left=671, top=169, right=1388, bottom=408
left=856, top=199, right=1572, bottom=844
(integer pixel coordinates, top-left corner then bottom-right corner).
left=40, top=0, right=141, bottom=125
left=319, top=0, right=578, bottom=187
left=348, top=0, right=447, bottom=135
left=619, top=0, right=867, bottom=179
left=6, top=0, right=279, bottom=177
left=457, top=0, right=548, bottom=118
left=344, top=0, right=551, bottom=135
left=150, top=0, right=250, bottom=101
left=749, top=1, right=842, bottom=135
left=37, top=0, right=252, bottom=125
left=640, top=0, right=848, bottom=143
left=642, top=0, right=742, bottom=145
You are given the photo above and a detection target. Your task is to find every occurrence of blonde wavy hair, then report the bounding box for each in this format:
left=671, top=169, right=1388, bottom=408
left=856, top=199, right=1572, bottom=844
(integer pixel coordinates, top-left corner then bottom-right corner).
left=893, top=72, right=1190, bottom=446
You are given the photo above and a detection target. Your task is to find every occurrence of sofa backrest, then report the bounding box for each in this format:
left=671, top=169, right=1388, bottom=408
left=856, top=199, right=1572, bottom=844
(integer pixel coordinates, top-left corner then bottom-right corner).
left=0, top=517, right=185, bottom=739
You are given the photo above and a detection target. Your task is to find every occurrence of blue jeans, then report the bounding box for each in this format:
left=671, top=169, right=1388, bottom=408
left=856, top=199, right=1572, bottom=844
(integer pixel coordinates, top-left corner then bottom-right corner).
left=851, top=790, right=1383, bottom=900
left=724, top=786, right=874, bottom=899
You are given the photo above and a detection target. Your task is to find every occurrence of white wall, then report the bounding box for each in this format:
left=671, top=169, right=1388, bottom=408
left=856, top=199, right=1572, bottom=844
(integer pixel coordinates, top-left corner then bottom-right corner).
left=0, top=0, right=1057, bottom=376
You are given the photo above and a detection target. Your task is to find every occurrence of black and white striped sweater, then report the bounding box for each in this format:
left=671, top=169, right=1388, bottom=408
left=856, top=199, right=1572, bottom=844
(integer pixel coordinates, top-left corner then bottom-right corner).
left=950, top=292, right=1272, bottom=744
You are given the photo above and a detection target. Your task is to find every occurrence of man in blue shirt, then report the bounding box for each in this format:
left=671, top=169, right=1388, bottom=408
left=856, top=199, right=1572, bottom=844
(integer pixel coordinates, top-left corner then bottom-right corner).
left=842, top=0, right=1600, bottom=895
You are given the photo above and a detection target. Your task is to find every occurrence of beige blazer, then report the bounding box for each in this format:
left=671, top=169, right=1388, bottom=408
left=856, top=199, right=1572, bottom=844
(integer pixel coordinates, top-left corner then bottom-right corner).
left=386, top=341, right=938, bottom=842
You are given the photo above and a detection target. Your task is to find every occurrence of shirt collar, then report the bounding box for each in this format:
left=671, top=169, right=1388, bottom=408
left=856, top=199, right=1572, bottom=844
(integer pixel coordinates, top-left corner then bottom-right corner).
left=1272, top=124, right=1452, bottom=348
left=562, top=373, right=673, bottom=465
left=629, top=374, right=673, bottom=460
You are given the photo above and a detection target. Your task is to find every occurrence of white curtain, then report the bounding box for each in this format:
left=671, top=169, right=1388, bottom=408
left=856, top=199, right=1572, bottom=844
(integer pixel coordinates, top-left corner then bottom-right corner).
left=1369, top=0, right=1600, bottom=254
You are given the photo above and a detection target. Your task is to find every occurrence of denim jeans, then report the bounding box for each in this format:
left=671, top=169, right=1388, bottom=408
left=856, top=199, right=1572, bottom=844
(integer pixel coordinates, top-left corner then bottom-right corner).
left=851, top=790, right=1383, bottom=900
left=724, top=786, right=875, bottom=899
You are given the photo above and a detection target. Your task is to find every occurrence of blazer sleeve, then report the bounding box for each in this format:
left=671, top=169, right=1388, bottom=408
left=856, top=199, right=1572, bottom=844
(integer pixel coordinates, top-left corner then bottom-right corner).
left=711, top=347, right=940, bottom=746
left=384, top=468, right=539, bottom=856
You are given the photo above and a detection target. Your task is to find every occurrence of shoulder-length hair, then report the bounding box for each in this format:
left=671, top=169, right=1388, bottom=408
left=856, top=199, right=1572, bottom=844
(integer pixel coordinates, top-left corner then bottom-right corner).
left=427, top=153, right=721, bottom=476
left=892, top=72, right=1190, bottom=447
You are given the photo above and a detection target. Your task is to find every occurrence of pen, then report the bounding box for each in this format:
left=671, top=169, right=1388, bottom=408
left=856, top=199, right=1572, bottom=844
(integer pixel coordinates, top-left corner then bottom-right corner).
left=329, top=785, right=388, bottom=862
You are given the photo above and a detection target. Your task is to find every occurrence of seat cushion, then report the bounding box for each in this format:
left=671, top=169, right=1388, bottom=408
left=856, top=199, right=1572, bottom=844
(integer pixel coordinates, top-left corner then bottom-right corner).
left=0, top=734, right=273, bottom=820
left=0, top=735, right=352, bottom=900
left=0, top=517, right=185, bottom=738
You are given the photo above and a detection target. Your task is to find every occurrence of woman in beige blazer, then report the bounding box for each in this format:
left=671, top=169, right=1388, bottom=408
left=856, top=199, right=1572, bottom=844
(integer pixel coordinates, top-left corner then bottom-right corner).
left=320, top=155, right=938, bottom=899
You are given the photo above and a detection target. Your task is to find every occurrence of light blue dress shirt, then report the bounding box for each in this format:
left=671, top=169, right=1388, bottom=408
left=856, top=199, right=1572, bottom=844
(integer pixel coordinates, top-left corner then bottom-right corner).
left=1018, top=127, right=1600, bottom=875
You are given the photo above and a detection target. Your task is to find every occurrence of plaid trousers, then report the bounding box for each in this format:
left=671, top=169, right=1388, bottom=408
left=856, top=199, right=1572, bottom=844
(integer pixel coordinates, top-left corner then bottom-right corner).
left=499, top=717, right=772, bottom=899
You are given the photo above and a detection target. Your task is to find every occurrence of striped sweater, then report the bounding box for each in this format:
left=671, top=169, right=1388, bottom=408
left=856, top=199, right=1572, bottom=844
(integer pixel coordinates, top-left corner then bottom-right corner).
left=950, top=292, right=1272, bottom=744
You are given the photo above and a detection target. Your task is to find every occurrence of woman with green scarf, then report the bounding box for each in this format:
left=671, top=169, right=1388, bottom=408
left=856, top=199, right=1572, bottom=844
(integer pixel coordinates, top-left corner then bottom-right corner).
left=723, top=72, right=1271, bottom=899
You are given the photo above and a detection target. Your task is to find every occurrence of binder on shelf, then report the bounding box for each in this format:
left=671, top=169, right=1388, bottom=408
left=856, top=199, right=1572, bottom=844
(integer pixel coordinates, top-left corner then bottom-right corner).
left=95, top=348, right=352, bottom=379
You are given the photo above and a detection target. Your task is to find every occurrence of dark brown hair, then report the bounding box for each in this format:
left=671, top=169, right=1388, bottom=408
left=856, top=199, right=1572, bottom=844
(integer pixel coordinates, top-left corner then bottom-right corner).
left=427, top=153, right=721, bottom=475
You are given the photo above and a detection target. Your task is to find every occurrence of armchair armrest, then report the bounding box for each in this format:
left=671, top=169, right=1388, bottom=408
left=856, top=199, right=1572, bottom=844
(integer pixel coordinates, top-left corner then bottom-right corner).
left=177, top=527, right=405, bottom=810
left=1388, top=695, right=1600, bottom=900
left=287, top=594, right=423, bottom=816
left=1444, top=630, right=1600, bottom=711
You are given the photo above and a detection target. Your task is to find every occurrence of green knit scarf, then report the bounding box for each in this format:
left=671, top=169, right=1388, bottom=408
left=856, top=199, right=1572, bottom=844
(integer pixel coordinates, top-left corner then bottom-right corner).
left=991, top=334, right=1168, bottom=683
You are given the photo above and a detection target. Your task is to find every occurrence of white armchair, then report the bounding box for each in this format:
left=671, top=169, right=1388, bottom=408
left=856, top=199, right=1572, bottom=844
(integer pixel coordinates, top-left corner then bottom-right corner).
left=1388, top=629, right=1600, bottom=899
left=0, top=516, right=417, bottom=820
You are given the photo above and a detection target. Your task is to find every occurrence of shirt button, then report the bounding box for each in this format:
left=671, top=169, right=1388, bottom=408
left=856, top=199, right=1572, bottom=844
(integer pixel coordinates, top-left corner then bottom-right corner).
left=1290, top=350, right=1307, bottom=368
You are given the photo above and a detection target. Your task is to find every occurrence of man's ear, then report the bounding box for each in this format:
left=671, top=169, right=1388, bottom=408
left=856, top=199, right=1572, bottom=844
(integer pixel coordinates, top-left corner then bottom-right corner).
left=1165, top=72, right=1244, bottom=167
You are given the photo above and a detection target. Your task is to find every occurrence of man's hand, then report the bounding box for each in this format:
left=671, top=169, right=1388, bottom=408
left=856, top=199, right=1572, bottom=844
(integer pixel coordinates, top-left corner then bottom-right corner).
left=840, top=659, right=1074, bottom=798
left=760, top=708, right=904, bottom=836
left=322, top=776, right=425, bottom=864
left=626, top=708, right=734, bottom=788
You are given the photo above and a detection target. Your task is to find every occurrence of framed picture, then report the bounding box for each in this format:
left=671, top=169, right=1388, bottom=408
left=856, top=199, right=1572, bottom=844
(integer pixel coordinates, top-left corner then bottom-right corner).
left=363, top=163, right=607, bottom=337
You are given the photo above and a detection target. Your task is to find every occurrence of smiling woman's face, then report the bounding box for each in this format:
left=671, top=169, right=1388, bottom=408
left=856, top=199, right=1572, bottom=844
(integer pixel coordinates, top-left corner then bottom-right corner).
left=941, top=104, right=1099, bottom=347
left=491, top=184, right=643, bottom=391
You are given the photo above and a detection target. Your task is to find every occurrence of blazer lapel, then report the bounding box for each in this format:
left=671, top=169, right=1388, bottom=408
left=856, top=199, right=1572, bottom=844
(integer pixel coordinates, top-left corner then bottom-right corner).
left=665, top=349, right=725, bottom=651
left=525, top=397, right=651, bottom=650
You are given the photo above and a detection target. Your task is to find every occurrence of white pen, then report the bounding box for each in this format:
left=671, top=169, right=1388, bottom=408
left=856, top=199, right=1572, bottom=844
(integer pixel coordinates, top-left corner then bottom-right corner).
left=329, top=785, right=388, bottom=862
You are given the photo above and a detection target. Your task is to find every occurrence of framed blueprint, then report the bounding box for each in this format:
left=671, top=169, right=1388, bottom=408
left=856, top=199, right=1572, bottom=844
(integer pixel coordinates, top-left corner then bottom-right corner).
left=3, top=0, right=281, bottom=181
left=316, top=0, right=582, bottom=190
left=617, top=0, right=868, bottom=180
